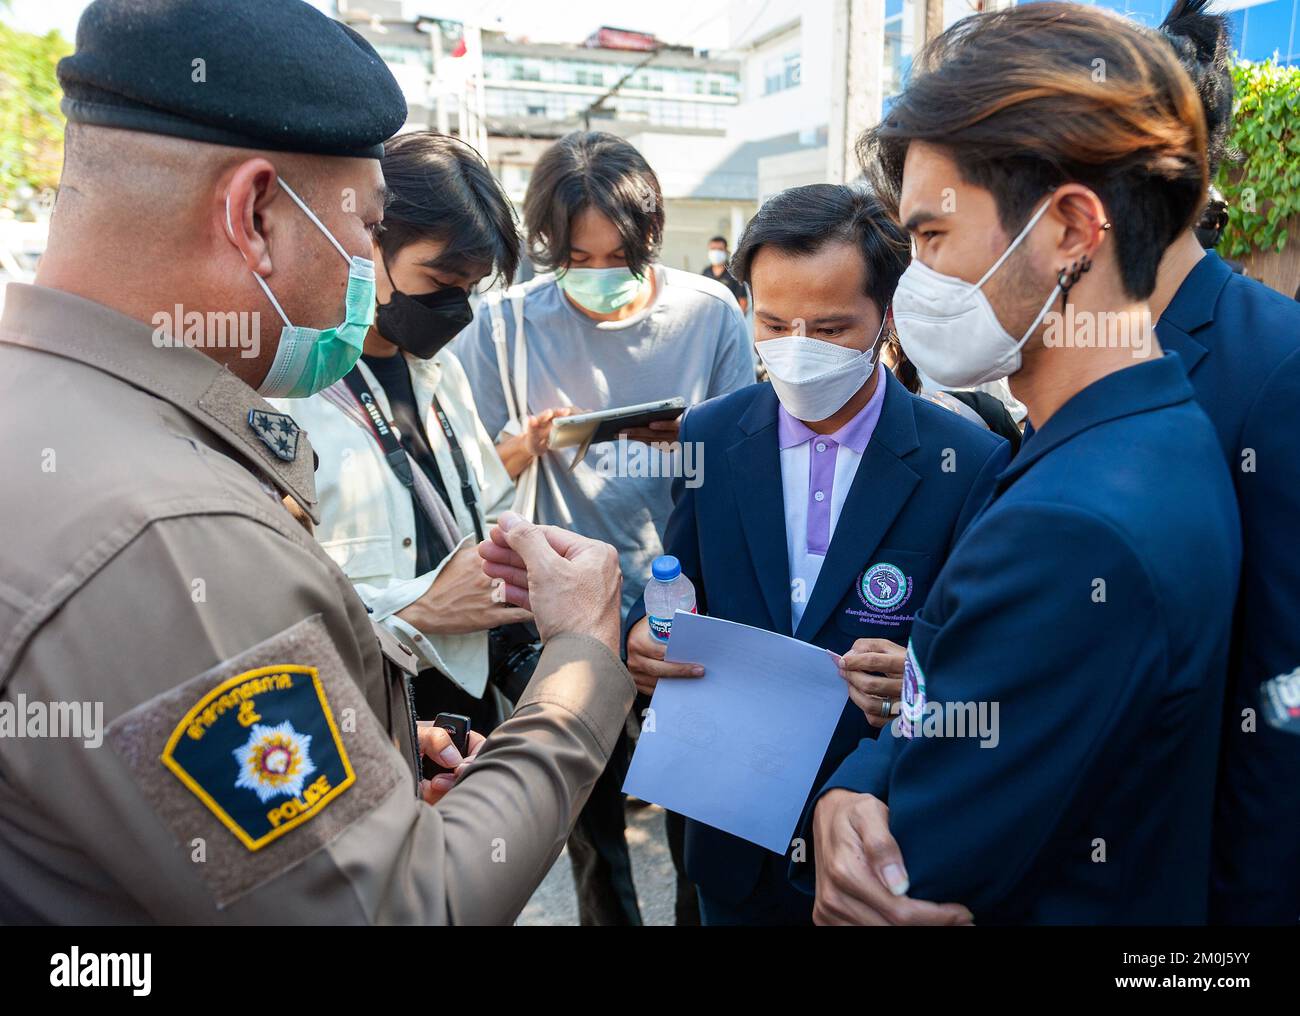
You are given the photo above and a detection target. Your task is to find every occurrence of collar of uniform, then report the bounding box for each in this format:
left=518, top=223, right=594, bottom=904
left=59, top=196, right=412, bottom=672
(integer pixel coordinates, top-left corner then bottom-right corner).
left=740, top=368, right=920, bottom=460
left=777, top=361, right=887, bottom=453
left=1160, top=250, right=1232, bottom=334
left=0, top=283, right=320, bottom=522
left=999, top=353, right=1196, bottom=488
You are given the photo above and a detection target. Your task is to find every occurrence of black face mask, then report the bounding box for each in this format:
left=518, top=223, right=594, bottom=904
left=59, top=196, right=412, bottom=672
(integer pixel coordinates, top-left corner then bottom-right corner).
left=375, top=260, right=475, bottom=359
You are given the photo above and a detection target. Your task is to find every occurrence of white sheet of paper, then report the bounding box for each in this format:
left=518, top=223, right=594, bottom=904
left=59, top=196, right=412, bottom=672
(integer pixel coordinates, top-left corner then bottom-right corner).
left=622, top=610, right=848, bottom=854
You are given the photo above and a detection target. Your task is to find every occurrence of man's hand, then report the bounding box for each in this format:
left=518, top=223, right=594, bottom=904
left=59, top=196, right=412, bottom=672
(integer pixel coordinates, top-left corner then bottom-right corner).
left=619, top=417, right=680, bottom=446
left=478, top=511, right=622, bottom=655
left=812, top=789, right=973, bottom=926
left=838, top=638, right=906, bottom=729
left=626, top=615, right=703, bottom=696
left=396, top=544, right=533, bottom=636
left=417, top=722, right=486, bottom=805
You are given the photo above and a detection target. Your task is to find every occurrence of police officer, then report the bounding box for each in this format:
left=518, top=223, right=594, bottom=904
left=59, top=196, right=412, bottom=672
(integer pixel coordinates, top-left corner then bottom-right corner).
left=0, top=0, right=633, bottom=924
left=798, top=4, right=1240, bottom=924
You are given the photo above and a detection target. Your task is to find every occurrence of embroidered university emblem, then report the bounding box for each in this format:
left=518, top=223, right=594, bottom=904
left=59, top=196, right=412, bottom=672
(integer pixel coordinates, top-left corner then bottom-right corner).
left=1262, top=666, right=1300, bottom=733
left=899, top=640, right=927, bottom=739
left=858, top=562, right=911, bottom=614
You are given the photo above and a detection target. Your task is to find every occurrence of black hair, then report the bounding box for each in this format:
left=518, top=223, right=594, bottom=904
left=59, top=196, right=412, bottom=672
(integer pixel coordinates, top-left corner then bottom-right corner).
left=1194, top=189, right=1230, bottom=248
left=731, top=183, right=910, bottom=317
left=1159, top=0, right=1234, bottom=179
left=708, top=235, right=728, bottom=246
left=378, top=131, right=520, bottom=286
left=523, top=131, right=665, bottom=276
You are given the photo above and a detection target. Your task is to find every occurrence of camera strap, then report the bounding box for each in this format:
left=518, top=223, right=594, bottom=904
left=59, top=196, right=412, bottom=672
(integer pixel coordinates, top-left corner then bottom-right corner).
left=430, top=395, right=485, bottom=545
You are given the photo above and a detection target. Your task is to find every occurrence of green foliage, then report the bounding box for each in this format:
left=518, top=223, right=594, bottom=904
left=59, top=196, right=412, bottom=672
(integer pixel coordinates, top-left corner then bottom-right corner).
left=0, top=22, right=71, bottom=211
left=1217, top=59, right=1300, bottom=258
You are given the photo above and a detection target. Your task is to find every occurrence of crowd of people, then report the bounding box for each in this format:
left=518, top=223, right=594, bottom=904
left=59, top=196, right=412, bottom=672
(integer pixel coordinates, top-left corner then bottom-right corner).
left=0, top=0, right=1296, bottom=927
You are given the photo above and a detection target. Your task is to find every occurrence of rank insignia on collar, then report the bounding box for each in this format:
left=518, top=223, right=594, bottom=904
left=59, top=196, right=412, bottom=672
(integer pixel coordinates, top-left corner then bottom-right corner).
left=248, top=409, right=300, bottom=462
left=161, top=665, right=355, bottom=851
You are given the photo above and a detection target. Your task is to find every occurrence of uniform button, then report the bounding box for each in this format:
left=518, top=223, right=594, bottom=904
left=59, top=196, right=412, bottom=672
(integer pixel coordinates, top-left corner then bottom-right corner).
left=402, top=537, right=413, bottom=547
left=815, top=441, right=827, bottom=453
left=814, top=490, right=826, bottom=502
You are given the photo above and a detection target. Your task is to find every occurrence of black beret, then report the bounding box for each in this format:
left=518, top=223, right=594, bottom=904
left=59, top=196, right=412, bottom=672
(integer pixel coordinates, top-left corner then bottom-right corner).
left=58, top=0, right=407, bottom=159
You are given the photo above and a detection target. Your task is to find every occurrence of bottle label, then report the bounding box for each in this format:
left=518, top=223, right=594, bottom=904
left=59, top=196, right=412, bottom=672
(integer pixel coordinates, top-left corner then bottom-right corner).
left=647, top=606, right=696, bottom=643
left=648, top=615, right=673, bottom=643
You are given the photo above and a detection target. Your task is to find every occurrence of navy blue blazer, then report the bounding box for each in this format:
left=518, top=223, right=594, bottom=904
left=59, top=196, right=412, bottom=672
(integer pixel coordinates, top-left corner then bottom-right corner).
left=1157, top=252, right=1300, bottom=925
left=626, top=371, right=1010, bottom=915
left=803, top=355, right=1241, bottom=924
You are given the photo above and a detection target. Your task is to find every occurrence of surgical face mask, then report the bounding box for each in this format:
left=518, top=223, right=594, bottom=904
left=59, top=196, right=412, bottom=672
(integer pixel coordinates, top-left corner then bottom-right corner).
left=757, top=313, right=886, bottom=423
left=556, top=265, right=644, bottom=314
left=374, top=257, right=474, bottom=359
left=227, top=179, right=376, bottom=399
left=892, top=196, right=1060, bottom=388
left=707, top=248, right=728, bottom=266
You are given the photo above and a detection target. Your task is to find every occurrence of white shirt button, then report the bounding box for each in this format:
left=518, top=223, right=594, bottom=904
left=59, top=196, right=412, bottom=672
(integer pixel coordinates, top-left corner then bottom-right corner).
left=814, top=490, right=826, bottom=502
left=815, top=441, right=827, bottom=453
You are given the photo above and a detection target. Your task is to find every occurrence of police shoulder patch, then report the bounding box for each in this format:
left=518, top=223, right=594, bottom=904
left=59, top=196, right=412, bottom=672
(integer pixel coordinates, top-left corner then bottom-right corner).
left=162, top=664, right=355, bottom=851
left=107, top=614, right=404, bottom=909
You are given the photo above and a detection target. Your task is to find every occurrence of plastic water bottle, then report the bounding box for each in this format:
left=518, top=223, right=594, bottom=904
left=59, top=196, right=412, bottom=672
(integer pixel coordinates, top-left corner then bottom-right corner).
left=645, top=555, right=697, bottom=643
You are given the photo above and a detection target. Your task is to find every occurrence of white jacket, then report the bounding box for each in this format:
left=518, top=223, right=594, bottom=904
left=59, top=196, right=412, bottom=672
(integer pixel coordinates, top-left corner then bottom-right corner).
left=271, top=350, right=514, bottom=697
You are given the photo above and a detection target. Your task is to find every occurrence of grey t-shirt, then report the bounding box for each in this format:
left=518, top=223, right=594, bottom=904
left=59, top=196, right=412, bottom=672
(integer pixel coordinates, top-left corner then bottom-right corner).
left=453, top=265, right=756, bottom=618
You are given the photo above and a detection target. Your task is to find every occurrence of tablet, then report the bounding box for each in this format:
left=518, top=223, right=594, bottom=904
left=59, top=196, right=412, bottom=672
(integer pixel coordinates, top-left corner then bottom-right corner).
left=548, top=398, right=687, bottom=451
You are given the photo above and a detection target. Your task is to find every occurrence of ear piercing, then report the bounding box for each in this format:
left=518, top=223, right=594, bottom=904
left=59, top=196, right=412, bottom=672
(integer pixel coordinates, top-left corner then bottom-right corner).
left=1057, top=254, right=1093, bottom=298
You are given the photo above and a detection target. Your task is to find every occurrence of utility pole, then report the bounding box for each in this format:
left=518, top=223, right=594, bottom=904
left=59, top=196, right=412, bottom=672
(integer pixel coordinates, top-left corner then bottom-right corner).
left=914, top=0, right=944, bottom=53
left=827, top=0, right=884, bottom=184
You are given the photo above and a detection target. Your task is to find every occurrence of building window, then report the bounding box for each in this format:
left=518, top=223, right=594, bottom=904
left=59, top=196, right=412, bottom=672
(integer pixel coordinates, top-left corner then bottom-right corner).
left=374, top=44, right=431, bottom=72
left=763, top=50, right=801, bottom=95
left=512, top=58, right=542, bottom=82
left=883, top=3, right=914, bottom=102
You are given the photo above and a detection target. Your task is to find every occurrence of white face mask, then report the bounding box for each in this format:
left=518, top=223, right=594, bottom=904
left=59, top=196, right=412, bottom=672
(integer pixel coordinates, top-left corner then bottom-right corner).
left=893, top=196, right=1061, bottom=388
left=707, top=249, right=728, bottom=266
left=757, top=314, right=885, bottom=423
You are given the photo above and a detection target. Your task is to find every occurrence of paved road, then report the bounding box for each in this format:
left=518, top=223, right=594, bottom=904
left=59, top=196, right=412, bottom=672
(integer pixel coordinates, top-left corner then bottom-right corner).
left=518, top=800, right=680, bottom=926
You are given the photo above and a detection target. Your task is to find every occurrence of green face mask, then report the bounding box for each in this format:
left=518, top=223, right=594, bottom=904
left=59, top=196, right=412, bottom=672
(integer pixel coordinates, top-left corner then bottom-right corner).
left=556, top=265, right=645, bottom=314
left=230, top=178, right=376, bottom=399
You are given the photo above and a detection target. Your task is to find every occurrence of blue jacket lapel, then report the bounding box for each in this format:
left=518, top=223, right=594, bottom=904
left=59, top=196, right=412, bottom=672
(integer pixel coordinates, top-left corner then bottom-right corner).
left=794, top=372, right=921, bottom=642
left=1156, top=318, right=1209, bottom=379
left=726, top=385, right=794, bottom=635
left=1154, top=251, right=1231, bottom=380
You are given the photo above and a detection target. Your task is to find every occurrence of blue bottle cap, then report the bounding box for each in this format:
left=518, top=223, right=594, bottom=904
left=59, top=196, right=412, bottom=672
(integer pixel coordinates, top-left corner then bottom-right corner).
left=651, top=555, right=681, bottom=581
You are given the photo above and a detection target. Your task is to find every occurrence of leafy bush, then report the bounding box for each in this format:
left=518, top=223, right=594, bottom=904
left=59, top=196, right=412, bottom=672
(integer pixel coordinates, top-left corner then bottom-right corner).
left=0, top=23, right=71, bottom=210
left=1217, top=59, right=1300, bottom=258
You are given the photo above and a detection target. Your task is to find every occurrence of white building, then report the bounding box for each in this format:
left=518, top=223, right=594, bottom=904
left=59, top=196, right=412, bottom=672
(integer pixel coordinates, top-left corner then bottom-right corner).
left=725, top=0, right=983, bottom=201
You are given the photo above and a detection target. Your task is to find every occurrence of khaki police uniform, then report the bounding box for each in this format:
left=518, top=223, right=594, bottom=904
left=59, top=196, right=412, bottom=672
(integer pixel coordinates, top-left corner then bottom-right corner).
left=0, top=283, right=635, bottom=923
